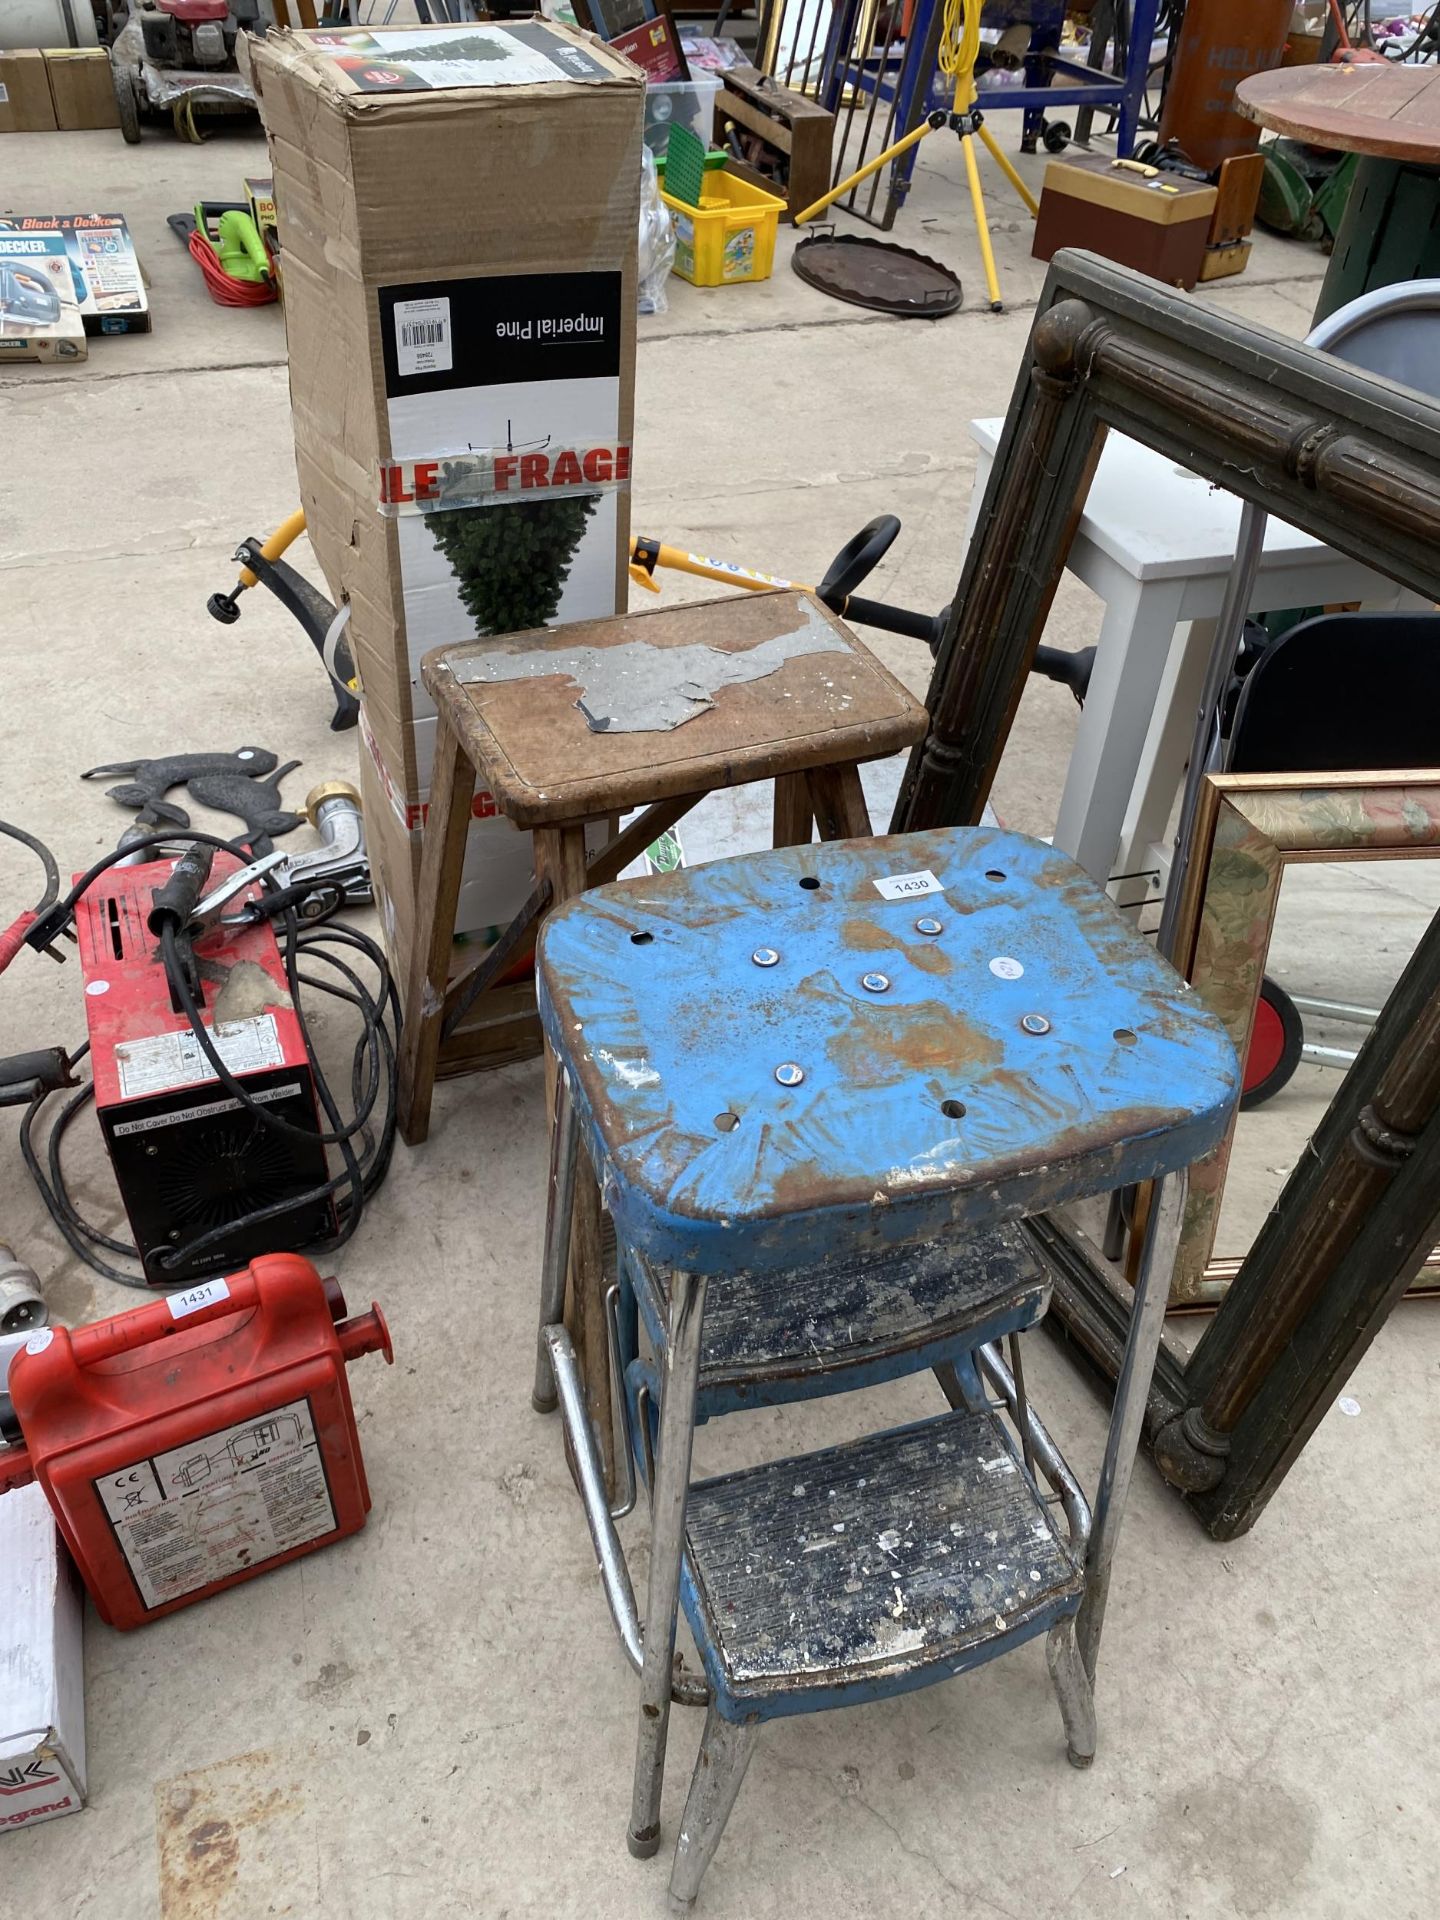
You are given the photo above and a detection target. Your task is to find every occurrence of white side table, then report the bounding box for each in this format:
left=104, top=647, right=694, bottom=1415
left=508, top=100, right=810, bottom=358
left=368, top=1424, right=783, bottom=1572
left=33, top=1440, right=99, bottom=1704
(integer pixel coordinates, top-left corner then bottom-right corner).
left=966, top=418, right=1418, bottom=900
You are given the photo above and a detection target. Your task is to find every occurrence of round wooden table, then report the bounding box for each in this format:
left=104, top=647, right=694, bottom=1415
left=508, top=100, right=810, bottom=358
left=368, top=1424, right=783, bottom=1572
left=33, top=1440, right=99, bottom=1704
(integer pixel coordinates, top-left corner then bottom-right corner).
left=1236, top=63, right=1440, bottom=316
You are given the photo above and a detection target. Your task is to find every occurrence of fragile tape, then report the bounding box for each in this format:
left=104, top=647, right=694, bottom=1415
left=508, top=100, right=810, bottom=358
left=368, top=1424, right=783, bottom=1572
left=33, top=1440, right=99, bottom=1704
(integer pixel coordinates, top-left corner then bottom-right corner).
left=377, top=444, right=631, bottom=517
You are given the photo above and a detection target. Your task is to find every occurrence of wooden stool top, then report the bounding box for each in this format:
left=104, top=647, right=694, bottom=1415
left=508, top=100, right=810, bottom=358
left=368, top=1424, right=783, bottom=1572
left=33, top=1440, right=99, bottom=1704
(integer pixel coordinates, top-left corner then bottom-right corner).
left=420, top=591, right=928, bottom=828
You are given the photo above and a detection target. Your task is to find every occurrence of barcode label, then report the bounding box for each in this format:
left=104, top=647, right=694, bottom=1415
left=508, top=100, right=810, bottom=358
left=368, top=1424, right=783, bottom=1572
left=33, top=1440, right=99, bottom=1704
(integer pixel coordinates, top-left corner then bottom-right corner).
left=394, top=296, right=452, bottom=378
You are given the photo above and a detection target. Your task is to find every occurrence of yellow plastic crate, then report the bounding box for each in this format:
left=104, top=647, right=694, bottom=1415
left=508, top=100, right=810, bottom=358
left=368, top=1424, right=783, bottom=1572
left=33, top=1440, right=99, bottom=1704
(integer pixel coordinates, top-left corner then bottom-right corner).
left=659, top=167, right=786, bottom=287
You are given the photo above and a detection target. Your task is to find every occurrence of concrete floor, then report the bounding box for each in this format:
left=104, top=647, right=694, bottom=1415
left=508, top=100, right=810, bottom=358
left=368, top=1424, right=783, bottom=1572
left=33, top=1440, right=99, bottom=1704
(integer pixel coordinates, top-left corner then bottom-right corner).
left=3, top=94, right=1440, bottom=1920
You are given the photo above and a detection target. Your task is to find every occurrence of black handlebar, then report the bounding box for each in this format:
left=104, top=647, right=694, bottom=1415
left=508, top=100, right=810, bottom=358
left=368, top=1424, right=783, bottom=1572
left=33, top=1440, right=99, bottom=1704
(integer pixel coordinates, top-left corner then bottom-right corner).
left=815, top=517, right=951, bottom=650
left=842, top=594, right=949, bottom=649
left=817, top=515, right=902, bottom=604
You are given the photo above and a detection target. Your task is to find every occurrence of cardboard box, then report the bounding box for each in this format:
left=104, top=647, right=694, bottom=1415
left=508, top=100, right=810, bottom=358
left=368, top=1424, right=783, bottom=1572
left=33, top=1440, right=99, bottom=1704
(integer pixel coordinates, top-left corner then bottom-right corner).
left=250, top=21, right=642, bottom=982
left=44, top=49, right=120, bottom=131
left=0, top=1484, right=86, bottom=1835
left=0, top=215, right=149, bottom=334
left=244, top=177, right=282, bottom=295
left=0, top=229, right=87, bottom=363
left=0, top=50, right=58, bottom=134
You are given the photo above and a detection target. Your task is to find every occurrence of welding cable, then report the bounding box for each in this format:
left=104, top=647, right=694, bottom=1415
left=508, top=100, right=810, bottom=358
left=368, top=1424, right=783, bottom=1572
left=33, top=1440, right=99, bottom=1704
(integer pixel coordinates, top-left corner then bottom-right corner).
left=17, top=829, right=398, bottom=1289
left=153, top=893, right=399, bottom=1264
left=46, top=1057, right=131, bottom=1258
left=20, top=1070, right=149, bottom=1289
left=159, top=920, right=384, bottom=1152
left=148, top=910, right=386, bottom=1274
left=292, top=939, right=399, bottom=1196
left=0, top=816, right=60, bottom=975
left=0, top=816, right=59, bottom=912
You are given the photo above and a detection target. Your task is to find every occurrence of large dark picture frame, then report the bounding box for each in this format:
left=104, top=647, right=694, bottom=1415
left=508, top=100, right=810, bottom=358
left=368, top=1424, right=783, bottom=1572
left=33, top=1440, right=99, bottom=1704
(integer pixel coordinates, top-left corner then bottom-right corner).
left=892, top=249, right=1440, bottom=1541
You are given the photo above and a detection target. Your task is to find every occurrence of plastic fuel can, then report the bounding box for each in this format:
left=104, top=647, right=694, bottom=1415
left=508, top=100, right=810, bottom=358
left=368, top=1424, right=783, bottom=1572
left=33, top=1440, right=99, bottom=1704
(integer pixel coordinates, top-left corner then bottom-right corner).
left=0, top=1254, right=391, bottom=1629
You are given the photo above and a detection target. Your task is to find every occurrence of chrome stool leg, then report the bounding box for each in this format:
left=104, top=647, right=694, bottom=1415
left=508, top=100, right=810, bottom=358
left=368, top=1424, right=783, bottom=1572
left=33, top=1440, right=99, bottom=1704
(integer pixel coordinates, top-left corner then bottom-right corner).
left=667, top=1706, right=760, bottom=1913
left=1077, top=1170, right=1188, bottom=1684
left=629, top=1267, right=709, bottom=1859
left=533, top=1072, right=581, bottom=1414
left=1046, top=1618, right=1096, bottom=1768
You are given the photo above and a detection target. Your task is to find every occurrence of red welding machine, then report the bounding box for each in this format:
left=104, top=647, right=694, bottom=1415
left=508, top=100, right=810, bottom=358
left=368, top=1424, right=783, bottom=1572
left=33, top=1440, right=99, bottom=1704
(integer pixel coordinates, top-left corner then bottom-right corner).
left=0, top=1255, right=391, bottom=1629
left=77, top=854, right=333, bottom=1286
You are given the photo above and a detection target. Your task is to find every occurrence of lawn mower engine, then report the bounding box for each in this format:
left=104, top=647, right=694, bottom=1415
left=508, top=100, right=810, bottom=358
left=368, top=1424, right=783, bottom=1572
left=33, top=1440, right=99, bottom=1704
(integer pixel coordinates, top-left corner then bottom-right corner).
left=76, top=853, right=334, bottom=1287
left=136, top=0, right=258, bottom=69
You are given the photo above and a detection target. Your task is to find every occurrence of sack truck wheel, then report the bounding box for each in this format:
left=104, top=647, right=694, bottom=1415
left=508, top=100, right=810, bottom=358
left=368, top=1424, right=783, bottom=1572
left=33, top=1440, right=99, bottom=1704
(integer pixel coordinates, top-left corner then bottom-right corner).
left=1241, top=975, right=1304, bottom=1110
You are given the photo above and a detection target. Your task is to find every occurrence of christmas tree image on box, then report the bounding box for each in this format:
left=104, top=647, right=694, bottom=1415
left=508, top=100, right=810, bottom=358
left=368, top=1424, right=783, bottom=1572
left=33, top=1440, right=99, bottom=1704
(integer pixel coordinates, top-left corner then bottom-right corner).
left=424, top=493, right=599, bottom=637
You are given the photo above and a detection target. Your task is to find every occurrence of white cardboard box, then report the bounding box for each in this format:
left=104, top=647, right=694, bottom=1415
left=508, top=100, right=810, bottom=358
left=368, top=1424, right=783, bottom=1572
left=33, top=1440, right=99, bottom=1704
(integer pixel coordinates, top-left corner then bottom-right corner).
left=0, top=1484, right=86, bottom=1835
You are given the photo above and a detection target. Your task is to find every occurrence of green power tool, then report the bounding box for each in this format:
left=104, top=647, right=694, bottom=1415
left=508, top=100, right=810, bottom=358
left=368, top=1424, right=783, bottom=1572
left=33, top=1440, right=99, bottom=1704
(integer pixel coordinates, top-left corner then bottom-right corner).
left=199, top=202, right=272, bottom=283
left=168, top=201, right=276, bottom=301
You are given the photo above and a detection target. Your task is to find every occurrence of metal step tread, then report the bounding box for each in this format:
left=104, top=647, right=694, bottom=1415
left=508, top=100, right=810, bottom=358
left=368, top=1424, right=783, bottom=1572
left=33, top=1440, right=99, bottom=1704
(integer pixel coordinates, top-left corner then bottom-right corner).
left=684, top=1407, right=1082, bottom=1705
left=630, top=1226, right=1048, bottom=1392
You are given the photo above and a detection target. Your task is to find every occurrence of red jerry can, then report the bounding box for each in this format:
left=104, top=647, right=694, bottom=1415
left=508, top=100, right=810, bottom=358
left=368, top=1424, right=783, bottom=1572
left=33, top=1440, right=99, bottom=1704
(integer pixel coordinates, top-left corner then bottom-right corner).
left=0, top=1254, right=392, bottom=1629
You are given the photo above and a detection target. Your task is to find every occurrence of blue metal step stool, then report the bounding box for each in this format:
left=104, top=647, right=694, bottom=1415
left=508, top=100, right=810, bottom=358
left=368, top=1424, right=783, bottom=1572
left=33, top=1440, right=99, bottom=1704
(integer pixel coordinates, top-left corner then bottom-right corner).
left=532, top=825, right=1238, bottom=1910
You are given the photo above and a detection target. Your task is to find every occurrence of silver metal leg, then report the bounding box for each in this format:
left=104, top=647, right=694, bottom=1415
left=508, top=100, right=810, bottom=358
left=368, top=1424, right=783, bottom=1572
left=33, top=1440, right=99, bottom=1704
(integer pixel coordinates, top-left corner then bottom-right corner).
left=667, top=1706, right=760, bottom=1912
left=532, top=1072, right=580, bottom=1413
left=604, top=1283, right=637, bottom=1521
left=543, top=1324, right=644, bottom=1674
left=1155, top=505, right=1263, bottom=962
left=629, top=1268, right=708, bottom=1859
left=1076, top=1168, right=1187, bottom=1682
left=1007, top=1330, right=1037, bottom=1481
left=1046, top=1618, right=1097, bottom=1769
left=976, top=1342, right=1092, bottom=1551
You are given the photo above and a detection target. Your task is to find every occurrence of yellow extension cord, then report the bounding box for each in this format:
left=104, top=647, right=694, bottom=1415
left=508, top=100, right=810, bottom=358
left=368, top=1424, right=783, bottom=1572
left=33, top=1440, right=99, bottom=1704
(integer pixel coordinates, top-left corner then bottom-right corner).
left=937, top=0, right=981, bottom=100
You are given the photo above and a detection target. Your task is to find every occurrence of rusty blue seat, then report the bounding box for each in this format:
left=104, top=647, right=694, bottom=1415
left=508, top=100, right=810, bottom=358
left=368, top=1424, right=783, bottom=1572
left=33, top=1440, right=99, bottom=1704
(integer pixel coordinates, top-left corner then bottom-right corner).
left=532, top=825, right=1238, bottom=1911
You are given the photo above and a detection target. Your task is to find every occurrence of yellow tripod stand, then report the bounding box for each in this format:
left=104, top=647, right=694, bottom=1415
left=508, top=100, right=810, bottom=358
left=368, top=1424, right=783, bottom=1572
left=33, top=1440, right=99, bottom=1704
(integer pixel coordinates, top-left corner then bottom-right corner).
left=795, top=0, right=1038, bottom=311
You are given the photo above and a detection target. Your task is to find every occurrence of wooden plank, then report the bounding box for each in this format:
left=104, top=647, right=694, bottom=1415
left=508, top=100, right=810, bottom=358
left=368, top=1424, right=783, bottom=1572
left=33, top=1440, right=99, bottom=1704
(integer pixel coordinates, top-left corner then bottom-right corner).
left=1181, top=899, right=1440, bottom=1537
left=534, top=828, right=589, bottom=1109
left=772, top=772, right=812, bottom=847
left=1235, top=63, right=1440, bottom=161
left=437, top=983, right=543, bottom=1078
left=396, top=717, right=476, bottom=1147
left=1210, top=152, right=1264, bottom=249
left=722, top=64, right=834, bottom=124
left=441, top=877, right=551, bottom=1042
left=718, top=89, right=796, bottom=156
left=806, top=762, right=872, bottom=840
left=716, top=68, right=835, bottom=219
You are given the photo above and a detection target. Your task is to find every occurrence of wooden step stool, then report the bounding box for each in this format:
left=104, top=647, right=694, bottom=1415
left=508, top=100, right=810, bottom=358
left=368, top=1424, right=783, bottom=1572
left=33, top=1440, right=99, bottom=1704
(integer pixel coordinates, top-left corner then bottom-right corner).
left=395, top=589, right=927, bottom=1479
